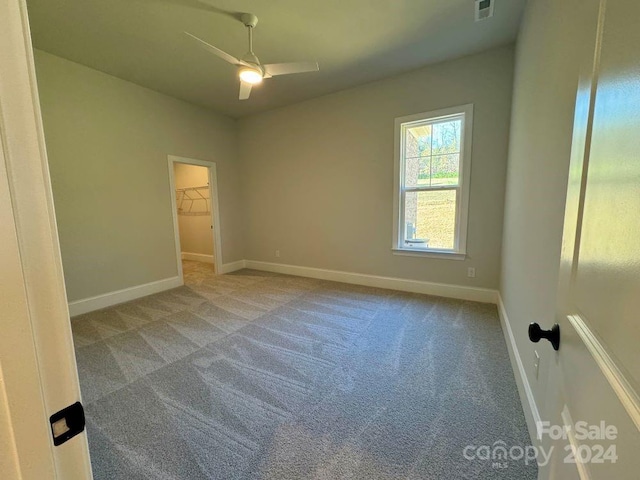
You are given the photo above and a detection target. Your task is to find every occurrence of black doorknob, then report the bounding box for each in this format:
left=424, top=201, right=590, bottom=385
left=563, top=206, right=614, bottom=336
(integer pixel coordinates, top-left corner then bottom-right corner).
left=528, top=323, right=560, bottom=351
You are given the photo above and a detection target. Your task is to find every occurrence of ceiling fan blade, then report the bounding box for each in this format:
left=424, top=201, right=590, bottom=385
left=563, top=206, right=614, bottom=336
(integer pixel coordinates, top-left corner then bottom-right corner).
left=184, top=32, right=248, bottom=66
left=263, top=62, right=319, bottom=77
left=239, top=81, right=252, bottom=100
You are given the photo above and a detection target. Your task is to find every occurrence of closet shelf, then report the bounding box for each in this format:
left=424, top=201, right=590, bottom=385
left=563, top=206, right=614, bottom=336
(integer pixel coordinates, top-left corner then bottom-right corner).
left=176, top=185, right=210, bottom=216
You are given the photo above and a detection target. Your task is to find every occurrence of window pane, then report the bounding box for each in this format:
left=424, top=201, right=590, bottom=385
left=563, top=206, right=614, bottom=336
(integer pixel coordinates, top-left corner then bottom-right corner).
left=405, top=124, right=432, bottom=158
left=432, top=119, right=461, bottom=155
left=404, top=156, right=430, bottom=188
left=404, top=190, right=457, bottom=250
left=431, top=154, right=460, bottom=186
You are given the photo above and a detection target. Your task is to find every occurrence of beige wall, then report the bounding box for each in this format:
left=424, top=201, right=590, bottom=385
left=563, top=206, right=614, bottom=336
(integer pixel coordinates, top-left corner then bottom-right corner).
left=34, top=50, right=243, bottom=302
left=500, top=0, right=585, bottom=415
left=174, top=163, right=214, bottom=257
left=237, top=45, right=514, bottom=289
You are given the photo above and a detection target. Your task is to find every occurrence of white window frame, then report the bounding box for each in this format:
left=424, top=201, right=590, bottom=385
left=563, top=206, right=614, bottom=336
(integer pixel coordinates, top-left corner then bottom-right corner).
left=392, top=104, right=473, bottom=259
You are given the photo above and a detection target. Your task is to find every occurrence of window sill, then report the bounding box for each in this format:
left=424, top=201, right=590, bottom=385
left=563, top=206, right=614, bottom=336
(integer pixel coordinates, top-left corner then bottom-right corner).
left=391, top=248, right=466, bottom=260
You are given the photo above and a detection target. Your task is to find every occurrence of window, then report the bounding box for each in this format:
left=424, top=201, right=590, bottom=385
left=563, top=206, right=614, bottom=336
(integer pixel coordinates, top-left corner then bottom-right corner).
left=393, top=104, right=473, bottom=258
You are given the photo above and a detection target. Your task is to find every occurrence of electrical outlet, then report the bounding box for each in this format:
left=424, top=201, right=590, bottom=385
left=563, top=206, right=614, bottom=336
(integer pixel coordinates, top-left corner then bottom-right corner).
left=534, top=350, right=540, bottom=380
left=275, top=250, right=280, bottom=258
left=467, top=267, right=476, bottom=278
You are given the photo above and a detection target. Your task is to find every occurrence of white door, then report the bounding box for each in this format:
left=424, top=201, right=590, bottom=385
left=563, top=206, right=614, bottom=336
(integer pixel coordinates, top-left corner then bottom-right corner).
left=0, top=0, right=92, bottom=478
left=540, top=0, right=640, bottom=478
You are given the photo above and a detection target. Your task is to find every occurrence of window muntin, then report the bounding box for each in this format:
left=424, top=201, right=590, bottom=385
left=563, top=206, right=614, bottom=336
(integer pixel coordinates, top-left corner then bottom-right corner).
left=394, top=105, right=472, bottom=256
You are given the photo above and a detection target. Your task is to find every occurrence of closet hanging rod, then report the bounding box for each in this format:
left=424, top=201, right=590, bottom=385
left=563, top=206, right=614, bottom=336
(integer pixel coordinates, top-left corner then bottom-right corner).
left=176, top=185, right=209, bottom=192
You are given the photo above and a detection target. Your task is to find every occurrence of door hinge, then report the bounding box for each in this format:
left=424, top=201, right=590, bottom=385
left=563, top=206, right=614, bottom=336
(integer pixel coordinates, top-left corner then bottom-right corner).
left=50, top=401, right=85, bottom=446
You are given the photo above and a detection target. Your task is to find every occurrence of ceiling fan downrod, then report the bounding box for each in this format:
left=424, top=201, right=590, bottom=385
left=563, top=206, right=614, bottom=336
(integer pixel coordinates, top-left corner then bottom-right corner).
left=240, top=13, right=259, bottom=66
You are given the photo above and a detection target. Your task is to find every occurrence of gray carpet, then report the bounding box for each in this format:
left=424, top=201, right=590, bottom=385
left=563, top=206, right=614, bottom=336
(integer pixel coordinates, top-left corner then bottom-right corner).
left=71, top=260, right=537, bottom=479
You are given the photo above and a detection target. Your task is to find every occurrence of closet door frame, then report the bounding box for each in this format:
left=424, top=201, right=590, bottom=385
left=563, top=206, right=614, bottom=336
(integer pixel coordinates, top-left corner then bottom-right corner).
left=168, top=155, right=223, bottom=278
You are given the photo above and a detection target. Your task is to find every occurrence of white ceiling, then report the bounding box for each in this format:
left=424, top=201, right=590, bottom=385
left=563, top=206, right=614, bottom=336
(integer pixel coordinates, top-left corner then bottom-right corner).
left=26, top=0, right=525, bottom=118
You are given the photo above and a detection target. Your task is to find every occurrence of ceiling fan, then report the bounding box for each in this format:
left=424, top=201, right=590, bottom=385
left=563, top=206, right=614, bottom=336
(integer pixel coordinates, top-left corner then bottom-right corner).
left=185, top=13, right=319, bottom=100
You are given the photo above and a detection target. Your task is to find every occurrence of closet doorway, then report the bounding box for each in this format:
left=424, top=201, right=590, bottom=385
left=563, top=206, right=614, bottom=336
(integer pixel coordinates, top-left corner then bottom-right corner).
left=168, top=155, right=222, bottom=279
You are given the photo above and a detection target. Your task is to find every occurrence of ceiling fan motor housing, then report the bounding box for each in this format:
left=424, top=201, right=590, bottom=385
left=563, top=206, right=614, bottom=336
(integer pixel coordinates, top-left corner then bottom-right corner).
left=241, top=52, right=261, bottom=68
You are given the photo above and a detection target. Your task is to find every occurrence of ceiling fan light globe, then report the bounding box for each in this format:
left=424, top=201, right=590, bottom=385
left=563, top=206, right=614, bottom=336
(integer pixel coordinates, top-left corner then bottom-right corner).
left=239, top=68, right=263, bottom=85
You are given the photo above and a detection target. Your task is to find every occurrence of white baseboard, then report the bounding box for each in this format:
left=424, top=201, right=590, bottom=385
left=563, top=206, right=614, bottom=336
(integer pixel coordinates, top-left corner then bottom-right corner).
left=68, top=276, right=183, bottom=317
left=497, top=293, right=542, bottom=446
left=181, top=252, right=214, bottom=264
left=219, top=259, right=247, bottom=274
left=244, top=260, right=498, bottom=303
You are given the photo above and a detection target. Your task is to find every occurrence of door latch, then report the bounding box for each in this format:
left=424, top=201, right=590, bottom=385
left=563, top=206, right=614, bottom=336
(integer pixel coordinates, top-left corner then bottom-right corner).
left=50, top=401, right=85, bottom=446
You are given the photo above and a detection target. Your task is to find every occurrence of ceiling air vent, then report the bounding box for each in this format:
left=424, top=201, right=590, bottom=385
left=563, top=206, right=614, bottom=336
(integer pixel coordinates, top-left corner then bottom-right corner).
left=475, top=0, right=494, bottom=21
